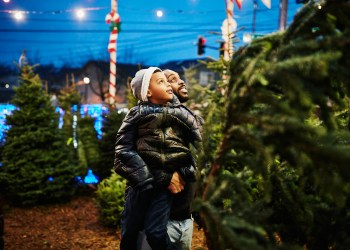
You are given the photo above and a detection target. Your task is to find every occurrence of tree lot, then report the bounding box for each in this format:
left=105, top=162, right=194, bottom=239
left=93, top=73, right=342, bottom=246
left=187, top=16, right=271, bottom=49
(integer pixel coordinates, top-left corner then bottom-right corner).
left=1, top=1, right=350, bottom=249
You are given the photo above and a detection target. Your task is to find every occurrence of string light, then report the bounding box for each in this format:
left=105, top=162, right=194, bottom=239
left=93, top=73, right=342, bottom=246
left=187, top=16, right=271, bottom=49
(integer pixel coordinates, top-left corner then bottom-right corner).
left=75, top=9, right=86, bottom=19
left=0, top=6, right=108, bottom=15
left=156, top=10, right=164, bottom=18
left=83, top=77, right=90, bottom=84
left=13, top=11, right=25, bottom=21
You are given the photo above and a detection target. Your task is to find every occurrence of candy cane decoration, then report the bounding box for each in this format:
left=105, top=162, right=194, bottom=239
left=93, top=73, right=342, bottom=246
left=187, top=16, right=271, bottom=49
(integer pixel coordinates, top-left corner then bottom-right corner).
left=221, top=0, right=237, bottom=61
left=105, top=0, right=120, bottom=106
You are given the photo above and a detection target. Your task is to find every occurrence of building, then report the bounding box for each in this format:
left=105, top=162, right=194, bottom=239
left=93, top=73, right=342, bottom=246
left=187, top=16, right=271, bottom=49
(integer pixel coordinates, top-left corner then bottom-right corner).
left=76, top=60, right=145, bottom=107
left=0, top=75, right=17, bottom=103
left=0, top=58, right=220, bottom=106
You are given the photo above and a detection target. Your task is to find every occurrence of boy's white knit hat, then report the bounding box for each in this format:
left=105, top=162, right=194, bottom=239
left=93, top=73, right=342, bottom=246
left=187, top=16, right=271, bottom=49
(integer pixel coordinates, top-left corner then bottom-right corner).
left=130, top=67, right=161, bottom=101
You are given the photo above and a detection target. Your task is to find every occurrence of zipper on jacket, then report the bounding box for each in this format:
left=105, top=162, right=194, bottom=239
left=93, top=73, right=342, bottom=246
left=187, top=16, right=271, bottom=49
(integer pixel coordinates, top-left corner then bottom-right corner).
left=160, top=111, right=166, bottom=168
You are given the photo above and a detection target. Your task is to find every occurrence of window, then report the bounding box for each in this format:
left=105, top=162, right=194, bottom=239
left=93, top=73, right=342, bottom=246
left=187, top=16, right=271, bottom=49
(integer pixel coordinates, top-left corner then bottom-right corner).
left=199, top=71, right=215, bottom=86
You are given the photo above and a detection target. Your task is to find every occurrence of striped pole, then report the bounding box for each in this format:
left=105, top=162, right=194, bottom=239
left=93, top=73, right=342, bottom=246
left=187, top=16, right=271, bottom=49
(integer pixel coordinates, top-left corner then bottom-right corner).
left=105, top=0, right=120, bottom=106
left=223, top=0, right=237, bottom=60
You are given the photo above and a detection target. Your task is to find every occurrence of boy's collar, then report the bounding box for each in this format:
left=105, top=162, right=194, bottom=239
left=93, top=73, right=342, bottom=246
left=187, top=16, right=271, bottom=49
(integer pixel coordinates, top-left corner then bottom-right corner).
left=137, top=95, right=182, bottom=107
left=138, top=100, right=173, bottom=107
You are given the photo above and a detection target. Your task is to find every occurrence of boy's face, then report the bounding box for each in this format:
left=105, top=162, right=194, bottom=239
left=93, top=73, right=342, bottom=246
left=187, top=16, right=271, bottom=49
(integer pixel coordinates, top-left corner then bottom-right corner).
left=147, top=71, right=173, bottom=105
left=164, top=70, right=189, bottom=103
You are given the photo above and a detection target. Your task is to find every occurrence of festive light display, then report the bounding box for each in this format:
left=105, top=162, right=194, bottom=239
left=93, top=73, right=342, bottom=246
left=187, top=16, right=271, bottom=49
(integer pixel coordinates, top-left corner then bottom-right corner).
left=0, top=104, right=109, bottom=145
left=0, top=104, right=109, bottom=184
left=83, top=169, right=99, bottom=184
left=0, top=6, right=108, bottom=15
left=0, top=104, right=17, bottom=143
left=55, top=106, right=65, bottom=129
left=156, top=10, right=164, bottom=18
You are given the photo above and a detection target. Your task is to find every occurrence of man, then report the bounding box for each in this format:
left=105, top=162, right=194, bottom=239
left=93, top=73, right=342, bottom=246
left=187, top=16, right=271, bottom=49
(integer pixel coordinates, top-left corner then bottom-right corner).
left=139, top=69, right=202, bottom=250
left=165, top=69, right=189, bottom=103
left=0, top=195, right=4, bottom=250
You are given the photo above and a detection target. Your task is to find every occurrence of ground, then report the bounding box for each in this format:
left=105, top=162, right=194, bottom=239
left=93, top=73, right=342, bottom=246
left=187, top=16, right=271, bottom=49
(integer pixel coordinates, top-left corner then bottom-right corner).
left=3, top=194, right=208, bottom=250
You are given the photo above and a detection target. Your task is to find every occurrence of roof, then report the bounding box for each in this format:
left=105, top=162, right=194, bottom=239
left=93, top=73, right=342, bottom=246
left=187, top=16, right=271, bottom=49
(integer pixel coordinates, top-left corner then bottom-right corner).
left=158, top=57, right=217, bottom=72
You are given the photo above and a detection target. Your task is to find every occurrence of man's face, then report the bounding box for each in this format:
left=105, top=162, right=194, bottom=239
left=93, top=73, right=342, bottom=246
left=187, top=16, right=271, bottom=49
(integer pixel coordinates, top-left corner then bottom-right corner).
left=164, top=70, right=189, bottom=103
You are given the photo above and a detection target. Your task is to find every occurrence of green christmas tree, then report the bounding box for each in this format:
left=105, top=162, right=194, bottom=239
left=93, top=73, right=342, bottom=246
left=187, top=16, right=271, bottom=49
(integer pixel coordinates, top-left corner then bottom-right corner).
left=58, top=84, right=102, bottom=182
left=58, top=84, right=81, bottom=147
left=96, top=109, right=126, bottom=181
left=0, top=65, right=83, bottom=205
left=77, top=116, right=100, bottom=179
left=57, top=84, right=82, bottom=172
left=195, top=1, right=350, bottom=249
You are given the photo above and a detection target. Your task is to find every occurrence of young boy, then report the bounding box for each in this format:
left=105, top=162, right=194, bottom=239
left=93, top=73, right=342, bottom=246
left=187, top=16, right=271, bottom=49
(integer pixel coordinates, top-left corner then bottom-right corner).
left=114, top=67, right=201, bottom=250
left=138, top=69, right=203, bottom=250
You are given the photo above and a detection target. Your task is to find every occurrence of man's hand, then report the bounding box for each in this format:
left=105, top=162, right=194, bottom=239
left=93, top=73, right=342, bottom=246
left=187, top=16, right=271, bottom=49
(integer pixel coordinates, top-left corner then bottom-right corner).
left=168, top=172, right=186, bottom=194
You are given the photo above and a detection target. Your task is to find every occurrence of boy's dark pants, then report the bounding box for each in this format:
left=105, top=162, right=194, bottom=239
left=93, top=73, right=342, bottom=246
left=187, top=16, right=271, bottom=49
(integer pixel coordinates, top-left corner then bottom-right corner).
left=120, top=187, right=175, bottom=250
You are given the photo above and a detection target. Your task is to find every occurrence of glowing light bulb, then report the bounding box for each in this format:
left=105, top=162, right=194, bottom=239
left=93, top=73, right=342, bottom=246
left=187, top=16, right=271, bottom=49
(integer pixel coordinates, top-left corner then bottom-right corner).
left=76, top=9, right=85, bottom=19
left=3, top=0, right=11, bottom=3
left=13, top=11, right=25, bottom=21
left=83, top=77, right=90, bottom=84
left=156, top=10, right=163, bottom=18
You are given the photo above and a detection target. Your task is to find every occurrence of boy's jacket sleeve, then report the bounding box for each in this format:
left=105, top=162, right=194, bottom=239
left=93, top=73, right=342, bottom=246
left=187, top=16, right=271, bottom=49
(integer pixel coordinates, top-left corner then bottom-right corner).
left=114, top=108, right=154, bottom=191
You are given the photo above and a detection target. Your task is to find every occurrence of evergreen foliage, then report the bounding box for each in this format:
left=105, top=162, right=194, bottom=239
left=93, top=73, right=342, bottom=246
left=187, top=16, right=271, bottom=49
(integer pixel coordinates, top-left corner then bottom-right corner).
left=58, top=84, right=102, bottom=180
left=58, top=85, right=81, bottom=144
left=196, top=1, right=350, bottom=249
left=94, top=171, right=126, bottom=227
left=77, top=116, right=100, bottom=178
left=126, top=79, right=138, bottom=109
left=96, top=109, right=125, bottom=181
left=57, top=85, right=82, bottom=171
left=0, top=65, right=83, bottom=205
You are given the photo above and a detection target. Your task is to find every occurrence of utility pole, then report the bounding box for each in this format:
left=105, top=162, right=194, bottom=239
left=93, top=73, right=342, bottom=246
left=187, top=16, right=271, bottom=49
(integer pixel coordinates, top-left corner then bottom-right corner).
left=252, top=0, right=258, bottom=34
left=278, top=0, right=288, bottom=31
left=221, top=0, right=237, bottom=61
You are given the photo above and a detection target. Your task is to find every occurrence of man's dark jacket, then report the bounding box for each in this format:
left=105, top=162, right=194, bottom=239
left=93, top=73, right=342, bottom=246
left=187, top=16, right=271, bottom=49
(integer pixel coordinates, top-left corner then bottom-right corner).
left=114, top=101, right=202, bottom=192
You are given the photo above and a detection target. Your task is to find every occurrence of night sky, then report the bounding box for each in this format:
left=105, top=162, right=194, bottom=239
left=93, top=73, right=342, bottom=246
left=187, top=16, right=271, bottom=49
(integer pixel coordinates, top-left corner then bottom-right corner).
left=0, top=0, right=302, bottom=68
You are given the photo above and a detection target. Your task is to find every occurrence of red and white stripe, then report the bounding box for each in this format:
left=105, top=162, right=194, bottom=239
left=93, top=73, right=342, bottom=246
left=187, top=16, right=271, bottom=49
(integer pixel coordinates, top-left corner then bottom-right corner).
left=105, top=0, right=120, bottom=106
left=227, top=0, right=234, bottom=19
left=222, top=0, right=237, bottom=61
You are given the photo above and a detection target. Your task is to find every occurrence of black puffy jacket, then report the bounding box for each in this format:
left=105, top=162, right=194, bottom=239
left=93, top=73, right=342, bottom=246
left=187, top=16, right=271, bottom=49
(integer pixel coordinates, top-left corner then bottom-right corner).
left=114, top=101, right=202, bottom=191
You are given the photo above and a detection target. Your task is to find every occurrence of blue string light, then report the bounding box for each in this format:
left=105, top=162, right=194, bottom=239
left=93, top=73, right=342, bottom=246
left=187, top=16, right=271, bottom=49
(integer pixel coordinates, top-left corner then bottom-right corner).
left=0, top=103, right=109, bottom=141
left=84, top=169, right=99, bottom=184
left=0, top=104, right=17, bottom=143
left=0, top=104, right=111, bottom=183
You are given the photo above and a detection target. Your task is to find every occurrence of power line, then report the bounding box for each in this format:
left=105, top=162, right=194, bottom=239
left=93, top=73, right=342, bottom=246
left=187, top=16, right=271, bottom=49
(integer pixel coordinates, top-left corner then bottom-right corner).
left=0, top=38, right=107, bottom=44
left=0, top=28, right=217, bottom=33
left=0, top=17, right=223, bottom=26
